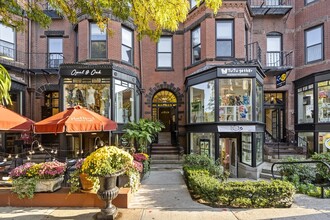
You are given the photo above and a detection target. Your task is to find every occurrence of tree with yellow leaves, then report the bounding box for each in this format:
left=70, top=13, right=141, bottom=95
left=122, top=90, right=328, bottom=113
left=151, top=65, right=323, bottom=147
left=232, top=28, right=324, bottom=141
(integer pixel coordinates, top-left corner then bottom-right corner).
left=0, top=0, right=222, bottom=40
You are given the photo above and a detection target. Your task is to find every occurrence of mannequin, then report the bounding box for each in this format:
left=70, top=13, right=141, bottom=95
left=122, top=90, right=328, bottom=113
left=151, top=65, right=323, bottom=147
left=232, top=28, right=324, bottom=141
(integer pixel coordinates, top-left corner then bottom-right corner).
left=86, top=86, right=96, bottom=108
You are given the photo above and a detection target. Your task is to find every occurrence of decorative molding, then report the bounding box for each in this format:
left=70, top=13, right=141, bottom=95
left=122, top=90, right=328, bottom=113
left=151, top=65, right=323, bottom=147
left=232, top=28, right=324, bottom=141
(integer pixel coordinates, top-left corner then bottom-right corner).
left=144, top=82, right=184, bottom=108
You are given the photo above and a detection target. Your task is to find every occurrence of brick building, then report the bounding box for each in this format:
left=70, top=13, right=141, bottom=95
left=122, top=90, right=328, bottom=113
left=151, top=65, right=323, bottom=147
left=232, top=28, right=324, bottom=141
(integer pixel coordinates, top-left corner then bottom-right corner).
left=0, top=0, right=329, bottom=178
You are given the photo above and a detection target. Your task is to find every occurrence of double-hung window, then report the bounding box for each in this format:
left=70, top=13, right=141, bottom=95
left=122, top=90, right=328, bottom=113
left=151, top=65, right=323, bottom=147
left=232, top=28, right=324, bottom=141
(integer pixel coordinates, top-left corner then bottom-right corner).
left=192, top=26, right=201, bottom=64
left=90, top=23, right=106, bottom=59
left=305, top=0, right=318, bottom=5
left=157, top=36, right=172, bottom=69
left=0, top=23, right=15, bottom=59
left=305, top=25, right=323, bottom=64
left=48, top=38, right=63, bottom=68
left=216, top=20, right=234, bottom=57
left=190, top=0, right=197, bottom=8
left=121, top=27, right=133, bottom=64
left=266, top=33, right=282, bottom=67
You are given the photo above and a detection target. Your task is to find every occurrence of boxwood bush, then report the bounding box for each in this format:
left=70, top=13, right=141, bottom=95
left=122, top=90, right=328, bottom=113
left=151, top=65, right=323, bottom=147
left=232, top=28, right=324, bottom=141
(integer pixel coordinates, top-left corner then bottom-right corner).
left=183, top=154, right=229, bottom=181
left=184, top=166, right=295, bottom=208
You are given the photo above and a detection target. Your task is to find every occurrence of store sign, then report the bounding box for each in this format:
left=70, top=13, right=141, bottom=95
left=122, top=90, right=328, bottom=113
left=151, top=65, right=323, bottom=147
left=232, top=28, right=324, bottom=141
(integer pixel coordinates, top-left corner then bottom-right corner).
left=218, top=125, right=257, bottom=132
left=324, top=135, right=330, bottom=150
left=219, top=68, right=255, bottom=76
left=70, top=69, right=102, bottom=76
left=276, top=72, right=287, bottom=88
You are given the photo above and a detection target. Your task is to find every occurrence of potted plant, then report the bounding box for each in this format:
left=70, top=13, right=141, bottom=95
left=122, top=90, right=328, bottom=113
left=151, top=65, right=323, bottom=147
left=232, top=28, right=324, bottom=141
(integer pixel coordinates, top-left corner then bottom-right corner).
left=123, top=119, right=164, bottom=153
left=9, top=160, right=66, bottom=199
left=133, top=153, right=151, bottom=177
left=81, top=146, right=133, bottom=220
left=68, top=158, right=97, bottom=193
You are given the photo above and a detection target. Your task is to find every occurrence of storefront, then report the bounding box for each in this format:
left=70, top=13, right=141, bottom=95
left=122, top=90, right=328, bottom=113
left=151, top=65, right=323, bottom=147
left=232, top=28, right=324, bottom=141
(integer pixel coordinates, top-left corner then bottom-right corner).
left=0, top=76, right=27, bottom=155
left=185, top=65, right=265, bottom=179
left=57, top=63, right=141, bottom=158
left=295, top=70, right=330, bottom=156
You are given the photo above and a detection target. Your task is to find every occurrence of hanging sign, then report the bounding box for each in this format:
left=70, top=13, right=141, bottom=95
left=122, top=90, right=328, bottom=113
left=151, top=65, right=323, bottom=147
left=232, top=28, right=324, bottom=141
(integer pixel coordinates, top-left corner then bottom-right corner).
left=276, top=72, right=287, bottom=88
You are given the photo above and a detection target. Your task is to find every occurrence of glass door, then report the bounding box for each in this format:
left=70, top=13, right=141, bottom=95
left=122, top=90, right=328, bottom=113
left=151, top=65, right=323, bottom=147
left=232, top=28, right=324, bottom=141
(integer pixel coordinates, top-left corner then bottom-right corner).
left=220, top=137, right=237, bottom=177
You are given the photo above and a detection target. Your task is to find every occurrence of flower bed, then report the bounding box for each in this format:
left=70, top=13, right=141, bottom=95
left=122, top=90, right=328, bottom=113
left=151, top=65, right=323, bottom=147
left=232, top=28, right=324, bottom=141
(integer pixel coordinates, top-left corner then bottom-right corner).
left=9, top=161, right=66, bottom=199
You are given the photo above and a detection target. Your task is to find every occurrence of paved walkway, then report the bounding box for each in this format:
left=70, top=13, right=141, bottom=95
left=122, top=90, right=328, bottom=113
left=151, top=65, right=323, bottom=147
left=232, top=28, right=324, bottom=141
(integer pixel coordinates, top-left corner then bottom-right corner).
left=1, top=169, right=330, bottom=220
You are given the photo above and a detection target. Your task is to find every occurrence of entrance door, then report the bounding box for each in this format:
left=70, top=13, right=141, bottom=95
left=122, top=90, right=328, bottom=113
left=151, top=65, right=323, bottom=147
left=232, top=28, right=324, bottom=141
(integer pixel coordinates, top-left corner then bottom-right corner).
left=159, top=107, right=171, bottom=132
left=220, top=137, right=238, bottom=177
left=264, top=92, right=285, bottom=142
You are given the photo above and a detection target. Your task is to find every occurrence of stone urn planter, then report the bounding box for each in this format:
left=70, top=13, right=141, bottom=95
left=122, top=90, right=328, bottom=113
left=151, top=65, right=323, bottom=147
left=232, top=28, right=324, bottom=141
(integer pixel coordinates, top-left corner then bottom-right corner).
left=94, top=170, right=124, bottom=220
left=35, top=176, right=64, bottom=192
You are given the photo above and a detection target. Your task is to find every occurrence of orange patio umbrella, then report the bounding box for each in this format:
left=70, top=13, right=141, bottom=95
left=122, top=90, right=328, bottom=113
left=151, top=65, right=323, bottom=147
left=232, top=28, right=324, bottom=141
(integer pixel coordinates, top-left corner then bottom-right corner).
left=0, top=105, right=35, bottom=131
left=33, top=105, right=117, bottom=134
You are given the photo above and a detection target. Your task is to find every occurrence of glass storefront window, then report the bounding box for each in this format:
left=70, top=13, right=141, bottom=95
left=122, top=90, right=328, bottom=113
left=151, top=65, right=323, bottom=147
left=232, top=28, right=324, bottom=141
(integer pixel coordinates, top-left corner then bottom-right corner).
left=298, top=132, right=314, bottom=156
left=115, top=79, right=135, bottom=123
left=256, top=133, right=263, bottom=165
left=219, top=78, right=252, bottom=122
left=318, top=81, right=330, bottom=122
left=190, top=133, right=215, bottom=159
left=190, top=80, right=215, bottom=123
left=63, top=78, right=111, bottom=117
left=241, top=133, right=252, bottom=166
left=319, top=132, right=330, bottom=153
left=256, top=81, right=263, bottom=122
left=297, top=84, right=314, bottom=124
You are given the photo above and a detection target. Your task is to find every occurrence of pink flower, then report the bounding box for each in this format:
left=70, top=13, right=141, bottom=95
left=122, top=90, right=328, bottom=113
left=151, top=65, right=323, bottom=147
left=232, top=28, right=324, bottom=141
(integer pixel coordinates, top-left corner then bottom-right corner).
left=133, top=153, right=148, bottom=162
left=133, top=160, right=143, bottom=173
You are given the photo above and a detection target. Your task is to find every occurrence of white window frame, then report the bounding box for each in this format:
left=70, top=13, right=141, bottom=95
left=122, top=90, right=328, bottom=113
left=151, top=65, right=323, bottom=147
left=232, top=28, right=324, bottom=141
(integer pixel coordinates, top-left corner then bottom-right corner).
left=305, top=25, right=323, bottom=64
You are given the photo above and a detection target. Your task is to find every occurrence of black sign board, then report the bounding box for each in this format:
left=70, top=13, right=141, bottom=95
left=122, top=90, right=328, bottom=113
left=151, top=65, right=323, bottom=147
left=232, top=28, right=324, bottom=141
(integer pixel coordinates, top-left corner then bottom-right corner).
left=276, top=72, right=287, bottom=88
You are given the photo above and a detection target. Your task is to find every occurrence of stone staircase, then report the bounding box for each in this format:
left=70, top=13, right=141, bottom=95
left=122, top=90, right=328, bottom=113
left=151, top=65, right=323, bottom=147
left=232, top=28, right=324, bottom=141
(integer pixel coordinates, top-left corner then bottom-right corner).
left=150, top=132, right=182, bottom=171
left=259, top=164, right=282, bottom=180
left=264, top=142, right=304, bottom=162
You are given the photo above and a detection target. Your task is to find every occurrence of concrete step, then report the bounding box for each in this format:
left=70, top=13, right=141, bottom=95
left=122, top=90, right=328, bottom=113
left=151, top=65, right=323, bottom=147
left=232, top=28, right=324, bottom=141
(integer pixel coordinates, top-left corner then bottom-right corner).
left=151, top=154, right=182, bottom=160
left=260, top=172, right=281, bottom=180
left=261, top=168, right=281, bottom=176
left=151, top=151, right=178, bottom=155
left=150, top=163, right=182, bottom=171
left=151, top=159, right=183, bottom=164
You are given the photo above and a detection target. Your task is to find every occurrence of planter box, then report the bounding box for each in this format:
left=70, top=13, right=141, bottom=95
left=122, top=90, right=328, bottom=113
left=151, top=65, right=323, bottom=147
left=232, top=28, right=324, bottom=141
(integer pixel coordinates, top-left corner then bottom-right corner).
left=0, top=187, right=132, bottom=208
left=35, top=176, right=64, bottom=192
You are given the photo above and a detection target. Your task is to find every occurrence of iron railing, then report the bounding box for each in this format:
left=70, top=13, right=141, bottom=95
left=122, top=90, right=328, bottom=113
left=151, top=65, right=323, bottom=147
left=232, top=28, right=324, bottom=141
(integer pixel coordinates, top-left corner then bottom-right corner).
left=0, top=44, right=65, bottom=69
left=245, top=42, right=262, bottom=64
left=271, top=160, right=330, bottom=198
left=265, top=51, right=293, bottom=67
left=248, top=0, right=292, bottom=7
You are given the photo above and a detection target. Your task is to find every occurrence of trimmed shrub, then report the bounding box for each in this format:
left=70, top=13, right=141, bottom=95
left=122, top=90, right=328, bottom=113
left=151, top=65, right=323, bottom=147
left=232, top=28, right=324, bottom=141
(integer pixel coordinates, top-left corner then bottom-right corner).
left=183, top=154, right=229, bottom=181
left=184, top=166, right=295, bottom=208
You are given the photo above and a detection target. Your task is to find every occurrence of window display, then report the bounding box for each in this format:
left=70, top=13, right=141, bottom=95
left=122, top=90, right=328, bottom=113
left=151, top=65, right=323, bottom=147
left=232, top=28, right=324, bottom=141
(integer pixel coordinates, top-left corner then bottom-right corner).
left=318, top=81, right=330, bottom=122
left=219, top=78, right=252, bottom=122
left=190, top=80, right=215, bottom=123
left=63, top=78, right=111, bottom=117
left=241, top=133, right=252, bottom=166
left=298, top=132, right=314, bottom=156
left=297, top=84, right=314, bottom=124
left=319, top=132, right=330, bottom=153
left=256, top=133, right=263, bottom=165
left=190, top=133, right=215, bottom=159
left=115, top=79, right=135, bottom=123
left=256, top=82, right=263, bottom=122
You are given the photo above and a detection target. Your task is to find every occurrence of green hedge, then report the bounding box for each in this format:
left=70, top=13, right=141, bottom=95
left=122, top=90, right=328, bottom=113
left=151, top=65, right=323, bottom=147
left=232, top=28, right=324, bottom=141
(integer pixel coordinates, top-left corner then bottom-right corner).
left=184, top=167, right=295, bottom=208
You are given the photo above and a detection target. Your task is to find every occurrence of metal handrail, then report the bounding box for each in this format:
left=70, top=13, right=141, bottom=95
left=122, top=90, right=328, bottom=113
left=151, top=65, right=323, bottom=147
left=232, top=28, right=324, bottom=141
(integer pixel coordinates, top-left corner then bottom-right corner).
left=271, top=160, right=330, bottom=179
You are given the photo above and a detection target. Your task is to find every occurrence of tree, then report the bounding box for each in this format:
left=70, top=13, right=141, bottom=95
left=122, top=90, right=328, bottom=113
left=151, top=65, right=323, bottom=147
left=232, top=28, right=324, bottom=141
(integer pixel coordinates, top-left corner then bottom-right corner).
left=0, top=0, right=222, bottom=41
left=0, top=64, right=12, bottom=105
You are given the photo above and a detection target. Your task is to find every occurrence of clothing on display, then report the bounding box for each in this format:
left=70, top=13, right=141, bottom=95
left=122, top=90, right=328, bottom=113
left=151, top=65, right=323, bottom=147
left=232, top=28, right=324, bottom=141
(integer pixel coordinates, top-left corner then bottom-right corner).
left=86, top=87, right=96, bottom=105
